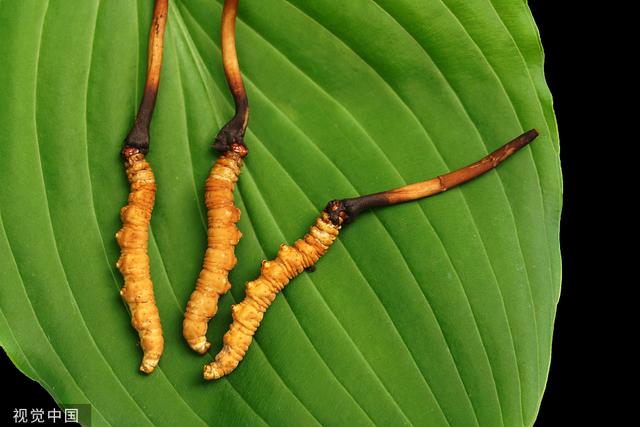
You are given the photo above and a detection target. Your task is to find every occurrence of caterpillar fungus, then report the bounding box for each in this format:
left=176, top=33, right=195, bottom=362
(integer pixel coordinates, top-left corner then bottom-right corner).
left=115, top=0, right=168, bottom=374
left=203, top=129, right=540, bottom=380
left=183, top=0, right=250, bottom=354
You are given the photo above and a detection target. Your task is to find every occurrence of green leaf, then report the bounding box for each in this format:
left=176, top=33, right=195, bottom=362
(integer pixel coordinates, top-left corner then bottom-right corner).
left=0, top=0, right=560, bottom=426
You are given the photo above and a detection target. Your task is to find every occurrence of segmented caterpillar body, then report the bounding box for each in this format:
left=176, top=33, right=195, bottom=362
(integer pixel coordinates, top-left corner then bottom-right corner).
left=201, top=129, right=538, bottom=380
left=182, top=0, right=249, bottom=354
left=183, top=149, right=246, bottom=354
left=115, top=149, right=164, bottom=373
left=203, top=211, right=341, bottom=380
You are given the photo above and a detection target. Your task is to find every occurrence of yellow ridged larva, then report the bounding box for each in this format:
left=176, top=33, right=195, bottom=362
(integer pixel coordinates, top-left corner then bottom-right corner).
left=183, top=151, right=244, bottom=354
left=203, top=211, right=340, bottom=380
left=116, top=151, right=164, bottom=374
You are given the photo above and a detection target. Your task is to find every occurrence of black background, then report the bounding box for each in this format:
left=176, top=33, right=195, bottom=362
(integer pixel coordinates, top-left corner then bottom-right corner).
left=526, top=1, right=577, bottom=424
left=1, top=1, right=589, bottom=425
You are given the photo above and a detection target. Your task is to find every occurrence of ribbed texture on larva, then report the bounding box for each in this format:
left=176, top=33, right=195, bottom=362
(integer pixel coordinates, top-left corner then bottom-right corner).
left=203, top=212, right=341, bottom=380
left=183, top=151, right=244, bottom=354
left=115, top=153, right=164, bottom=374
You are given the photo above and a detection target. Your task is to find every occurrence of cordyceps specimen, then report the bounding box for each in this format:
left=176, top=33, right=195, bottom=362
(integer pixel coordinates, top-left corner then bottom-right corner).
left=115, top=0, right=168, bottom=374
left=203, top=129, right=539, bottom=380
left=183, top=0, right=249, bottom=354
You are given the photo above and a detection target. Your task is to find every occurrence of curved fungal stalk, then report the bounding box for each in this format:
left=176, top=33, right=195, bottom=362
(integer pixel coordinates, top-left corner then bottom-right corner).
left=203, top=129, right=539, bottom=380
left=115, top=0, right=168, bottom=374
left=183, top=0, right=249, bottom=354
left=214, top=0, right=249, bottom=152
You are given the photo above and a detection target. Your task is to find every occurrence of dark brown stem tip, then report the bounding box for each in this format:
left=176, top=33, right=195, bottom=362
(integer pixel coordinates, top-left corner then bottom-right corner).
left=523, top=128, right=539, bottom=142
left=213, top=118, right=248, bottom=156
left=123, top=125, right=149, bottom=157
left=324, top=193, right=389, bottom=226
left=324, top=200, right=348, bottom=225
left=509, top=128, right=538, bottom=153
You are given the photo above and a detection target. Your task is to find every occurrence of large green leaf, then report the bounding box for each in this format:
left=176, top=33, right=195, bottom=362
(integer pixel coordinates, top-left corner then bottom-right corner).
left=0, top=0, right=561, bottom=425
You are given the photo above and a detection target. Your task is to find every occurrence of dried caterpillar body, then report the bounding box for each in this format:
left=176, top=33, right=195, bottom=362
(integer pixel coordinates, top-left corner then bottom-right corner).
left=203, top=211, right=341, bottom=380
left=115, top=0, right=167, bottom=373
left=116, top=148, right=164, bottom=373
left=182, top=0, right=249, bottom=353
left=183, top=148, right=246, bottom=354
left=202, top=129, right=538, bottom=380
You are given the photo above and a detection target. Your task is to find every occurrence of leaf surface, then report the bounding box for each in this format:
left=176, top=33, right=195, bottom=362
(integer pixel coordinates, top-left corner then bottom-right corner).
left=0, top=1, right=561, bottom=426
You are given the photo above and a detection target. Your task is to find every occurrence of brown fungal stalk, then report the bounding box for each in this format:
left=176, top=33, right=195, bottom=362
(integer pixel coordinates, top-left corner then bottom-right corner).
left=183, top=0, right=249, bottom=354
left=203, top=129, right=539, bottom=380
left=115, top=0, right=168, bottom=374
left=326, top=129, right=540, bottom=225
left=213, top=0, right=249, bottom=153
